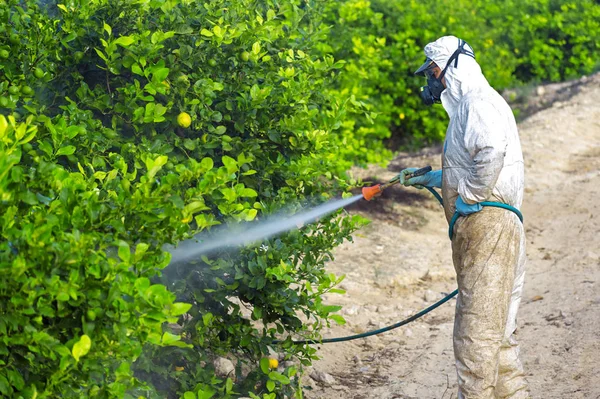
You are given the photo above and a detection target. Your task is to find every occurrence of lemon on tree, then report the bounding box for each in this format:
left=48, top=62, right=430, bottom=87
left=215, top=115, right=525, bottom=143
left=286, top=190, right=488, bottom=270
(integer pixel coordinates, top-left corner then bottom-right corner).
left=177, top=112, right=191, bottom=128
left=34, top=67, right=44, bottom=79
left=0, top=50, right=9, bottom=59
left=268, top=358, right=278, bottom=369
left=21, top=86, right=33, bottom=96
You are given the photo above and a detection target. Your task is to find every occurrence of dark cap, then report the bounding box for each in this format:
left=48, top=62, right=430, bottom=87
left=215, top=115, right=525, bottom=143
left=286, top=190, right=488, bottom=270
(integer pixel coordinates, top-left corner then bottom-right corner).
left=414, top=57, right=436, bottom=76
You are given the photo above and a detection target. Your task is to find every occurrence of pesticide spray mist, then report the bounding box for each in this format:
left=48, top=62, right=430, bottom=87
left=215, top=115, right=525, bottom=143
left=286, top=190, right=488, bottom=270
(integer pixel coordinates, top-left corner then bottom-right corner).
left=166, top=194, right=364, bottom=265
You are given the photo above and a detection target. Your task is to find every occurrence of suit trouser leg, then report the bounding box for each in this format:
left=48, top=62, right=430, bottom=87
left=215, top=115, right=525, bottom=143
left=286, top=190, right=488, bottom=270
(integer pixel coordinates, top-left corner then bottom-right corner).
left=452, top=209, right=529, bottom=399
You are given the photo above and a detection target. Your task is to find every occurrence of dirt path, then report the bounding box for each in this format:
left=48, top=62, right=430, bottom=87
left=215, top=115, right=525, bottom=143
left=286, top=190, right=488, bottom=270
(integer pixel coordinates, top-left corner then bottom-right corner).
left=302, top=74, right=600, bottom=399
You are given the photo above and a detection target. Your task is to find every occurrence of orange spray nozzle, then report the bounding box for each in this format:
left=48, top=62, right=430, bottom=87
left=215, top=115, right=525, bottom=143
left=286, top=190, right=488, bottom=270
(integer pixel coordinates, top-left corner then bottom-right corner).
left=362, top=166, right=432, bottom=202
left=362, top=184, right=383, bottom=201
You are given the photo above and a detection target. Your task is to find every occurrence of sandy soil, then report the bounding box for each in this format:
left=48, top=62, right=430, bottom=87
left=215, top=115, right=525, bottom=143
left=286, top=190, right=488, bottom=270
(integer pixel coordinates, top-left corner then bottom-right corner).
left=302, top=73, right=600, bottom=399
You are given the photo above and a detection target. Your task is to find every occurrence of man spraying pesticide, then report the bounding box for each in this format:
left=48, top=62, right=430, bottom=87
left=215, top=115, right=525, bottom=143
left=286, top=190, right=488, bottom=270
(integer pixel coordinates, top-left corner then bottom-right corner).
left=370, top=36, right=530, bottom=399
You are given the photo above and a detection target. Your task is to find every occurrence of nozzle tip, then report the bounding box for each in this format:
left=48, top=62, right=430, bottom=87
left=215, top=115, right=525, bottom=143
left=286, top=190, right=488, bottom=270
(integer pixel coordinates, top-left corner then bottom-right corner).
left=362, top=184, right=383, bottom=201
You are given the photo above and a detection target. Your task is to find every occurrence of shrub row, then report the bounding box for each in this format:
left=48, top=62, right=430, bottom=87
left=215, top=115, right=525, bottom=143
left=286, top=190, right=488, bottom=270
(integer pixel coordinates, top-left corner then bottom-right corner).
left=2, top=0, right=599, bottom=398
left=320, top=0, right=600, bottom=149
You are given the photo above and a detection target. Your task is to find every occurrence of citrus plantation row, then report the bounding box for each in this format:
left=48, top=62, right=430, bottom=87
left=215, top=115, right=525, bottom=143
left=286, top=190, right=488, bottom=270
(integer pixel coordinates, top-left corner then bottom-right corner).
left=1, top=0, right=599, bottom=398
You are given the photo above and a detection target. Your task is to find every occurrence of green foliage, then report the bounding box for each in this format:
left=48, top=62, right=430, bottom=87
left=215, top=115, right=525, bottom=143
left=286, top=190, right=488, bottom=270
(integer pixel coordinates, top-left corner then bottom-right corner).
left=320, top=0, right=600, bottom=148
left=0, top=1, right=366, bottom=398
left=2, top=0, right=598, bottom=398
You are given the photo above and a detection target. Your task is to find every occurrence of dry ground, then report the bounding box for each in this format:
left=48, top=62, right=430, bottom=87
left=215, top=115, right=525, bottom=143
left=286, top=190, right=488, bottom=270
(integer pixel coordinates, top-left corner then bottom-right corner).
left=302, top=73, right=600, bottom=399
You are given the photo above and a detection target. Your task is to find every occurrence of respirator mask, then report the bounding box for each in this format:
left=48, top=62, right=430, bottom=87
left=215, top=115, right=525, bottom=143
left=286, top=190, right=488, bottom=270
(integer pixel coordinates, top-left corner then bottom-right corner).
left=415, top=39, right=475, bottom=106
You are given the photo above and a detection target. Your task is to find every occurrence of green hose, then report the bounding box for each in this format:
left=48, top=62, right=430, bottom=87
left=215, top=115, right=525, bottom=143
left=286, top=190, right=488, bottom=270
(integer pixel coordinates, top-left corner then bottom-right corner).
left=447, top=200, right=523, bottom=240
left=280, top=186, right=523, bottom=345
left=277, top=288, right=458, bottom=345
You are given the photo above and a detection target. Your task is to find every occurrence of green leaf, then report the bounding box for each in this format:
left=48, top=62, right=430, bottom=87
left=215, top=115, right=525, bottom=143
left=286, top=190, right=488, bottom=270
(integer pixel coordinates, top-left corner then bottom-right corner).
left=0, top=375, right=9, bottom=396
left=72, top=334, right=91, bottom=362
left=38, top=140, right=53, bottom=156
left=7, top=369, right=24, bottom=390
left=184, top=200, right=209, bottom=214
left=220, top=188, right=236, bottom=203
left=103, top=22, right=112, bottom=36
left=131, top=63, right=143, bottom=76
left=200, top=157, right=214, bottom=171
left=56, top=292, right=70, bottom=302
left=266, top=380, right=275, bottom=392
left=240, top=208, right=257, bottom=221
left=161, top=332, right=180, bottom=345
left=63, top=31, right=77, bottom=43
left=197, top=389, right=215, bottom=399
left=240, top=188, right=257, bottom=198
left=321, top=305, right=342, bottom=314
left=330, top=314, right=346, bottom=325
left=183, top=393, right=195, bottom=399
left=202, top=312, right=213, bottom=326
left=200, top=29, right=213, bottom=37
left=152, top=67, right=170, bottom=83
left=56, top=146, right=76, bottom=156
left=118, top=241, right=131, bottom=263
left=194, top=214, right=220, bottom=230
left=183, top=138, right=196, bottom=150
left=170, top=302, right=192, bottom=316
left=57, top=4, right=68, bottom=12
left=134, top=243, right=149, bottom=261
left=268, top=371, right=290, bottom=384
left=147, top=155, right=168, bottom=179
left=250, top=84, right=260, bottom=100
left=94, top=48, right=108, bottom=62
left=0, top=115, right=7, bottom=137
left=161, top=332, right=192, bottom=348
left=260, top=357, right=270, bottom=374
left=114, top=36, right=135, bottom=47
left=221, top=156, right=238, bottom=174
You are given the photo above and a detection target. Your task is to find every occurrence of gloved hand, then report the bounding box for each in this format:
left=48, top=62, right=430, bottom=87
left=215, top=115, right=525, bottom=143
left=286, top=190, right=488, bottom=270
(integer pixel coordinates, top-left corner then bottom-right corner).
left=399, top=168, right=442, bottom=189
left=455, top=195, right=482, bottom=216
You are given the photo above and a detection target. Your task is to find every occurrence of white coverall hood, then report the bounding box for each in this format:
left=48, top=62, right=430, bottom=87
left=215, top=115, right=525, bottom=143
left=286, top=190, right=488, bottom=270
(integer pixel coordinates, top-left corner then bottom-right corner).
left=423, top=36, right=490, bottom=117
left=419, top=36, right=530, bottom=398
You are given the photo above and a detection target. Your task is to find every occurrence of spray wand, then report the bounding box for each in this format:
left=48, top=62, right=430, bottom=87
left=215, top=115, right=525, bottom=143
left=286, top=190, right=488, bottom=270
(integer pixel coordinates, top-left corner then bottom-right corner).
left=361, top=165, right=432, bottom=201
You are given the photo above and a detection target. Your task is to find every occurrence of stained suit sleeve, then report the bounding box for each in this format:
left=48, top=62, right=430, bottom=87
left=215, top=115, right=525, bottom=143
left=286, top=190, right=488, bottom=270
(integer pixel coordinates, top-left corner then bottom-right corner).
left=457, top=100, right=507, bottom=204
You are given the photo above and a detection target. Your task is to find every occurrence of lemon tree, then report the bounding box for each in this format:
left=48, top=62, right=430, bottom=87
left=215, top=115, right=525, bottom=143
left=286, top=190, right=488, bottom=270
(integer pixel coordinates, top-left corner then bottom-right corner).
left=0, top=1, right=365, bottom=398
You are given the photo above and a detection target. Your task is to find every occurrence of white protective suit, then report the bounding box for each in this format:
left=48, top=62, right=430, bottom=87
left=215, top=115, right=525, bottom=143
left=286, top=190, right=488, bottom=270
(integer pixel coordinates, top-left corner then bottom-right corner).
left=424, top=36, right=530, bottom=398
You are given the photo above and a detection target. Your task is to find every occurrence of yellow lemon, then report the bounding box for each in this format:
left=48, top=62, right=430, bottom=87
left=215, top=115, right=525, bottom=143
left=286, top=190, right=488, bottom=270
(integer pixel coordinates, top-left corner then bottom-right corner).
left=175, top=366, right=184, bottom=372
left=177, top=112, right=192, bottom=128
left=268, top=358, right=279, bottom=369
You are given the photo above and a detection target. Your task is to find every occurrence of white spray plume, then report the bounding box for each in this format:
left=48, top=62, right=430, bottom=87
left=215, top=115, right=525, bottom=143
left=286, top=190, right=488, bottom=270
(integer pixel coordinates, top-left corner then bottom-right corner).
left=166, top=194, right=363, bottom=265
